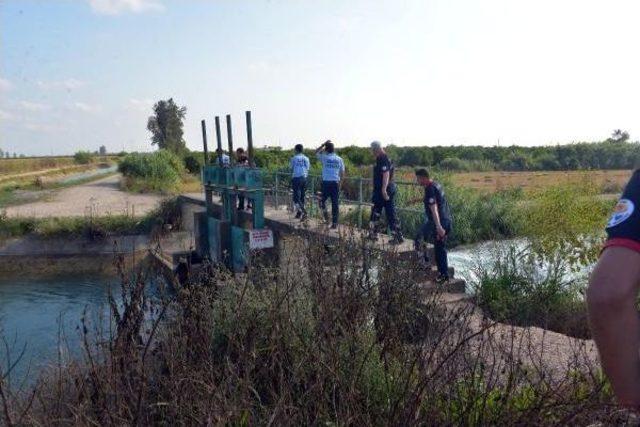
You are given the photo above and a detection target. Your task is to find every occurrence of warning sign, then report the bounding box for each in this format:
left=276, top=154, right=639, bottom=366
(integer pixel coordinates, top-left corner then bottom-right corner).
left=249, top=229, right=274, bottom=249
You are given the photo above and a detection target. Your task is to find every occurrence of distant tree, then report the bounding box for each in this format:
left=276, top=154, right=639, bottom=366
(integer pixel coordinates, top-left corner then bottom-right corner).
left=4, top=153, right=9, bottom=159
left=147, top=98, right=187, bottom=154
left=74, top=151, right=94, bottom=164
left=99, top=145, right=107, bottom=155
left=0, top=148, right=3, bottom=158
left=19, top=154, right=25, bottom=158
left=608, top=129, right=630, bottom=144
left=12, top=153, right=16, bottom=158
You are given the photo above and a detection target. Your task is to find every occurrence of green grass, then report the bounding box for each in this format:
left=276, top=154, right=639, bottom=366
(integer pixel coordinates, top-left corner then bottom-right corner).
left=0, top=198, right=182, bottom=239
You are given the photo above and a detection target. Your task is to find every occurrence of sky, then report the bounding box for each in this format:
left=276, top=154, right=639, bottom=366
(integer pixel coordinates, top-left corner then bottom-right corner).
left=1, top=0, right=640, bottom=156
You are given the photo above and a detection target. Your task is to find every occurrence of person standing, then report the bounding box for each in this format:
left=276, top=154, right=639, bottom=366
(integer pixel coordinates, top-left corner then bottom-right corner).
left=369, top=141, right=403, bottom=244
left=235, top=148, right=251, bottom=211
left=414, top=169, right=452, bottom=283
left=216, top=148, right=230, bottom=167
left=587, top=169, right=640, bottom=409
left=290, top=144, right=310, bottom=220
left=316, top=140, right=345, bottom=229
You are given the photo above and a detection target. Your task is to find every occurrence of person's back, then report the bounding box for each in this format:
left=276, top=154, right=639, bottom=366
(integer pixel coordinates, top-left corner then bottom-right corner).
left=317, top=151, right=344, bottom=182
left=424, top=181, right=452, bottom=226
left=291, top=152, right=310, bottom=178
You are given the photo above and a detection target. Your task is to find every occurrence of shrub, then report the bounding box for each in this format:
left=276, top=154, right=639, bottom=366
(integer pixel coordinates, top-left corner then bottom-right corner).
left=118, top=150, right=184, bottom=193
left=474, top=245, right=590, bottom=338
left=73, top=151, right=93, bottom=165
left=439, top=157, right=472, bottom=172
left=182, top=152, right=203, bottom=174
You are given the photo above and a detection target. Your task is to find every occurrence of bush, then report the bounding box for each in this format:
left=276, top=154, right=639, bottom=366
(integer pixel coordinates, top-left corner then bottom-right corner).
left=118, top=150, right=184, bottom=193
left=439, top=157, right=472, bottom=172
left=73, top=151, right=93, bottom=165
left=474, top=245, right=590, bottom=338
left=182, top=152, right=203, bottom=174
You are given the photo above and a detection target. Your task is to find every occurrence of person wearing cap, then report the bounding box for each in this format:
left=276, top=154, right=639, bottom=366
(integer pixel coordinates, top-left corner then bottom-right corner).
left=369, top=141, right=403, bottom=244
left=414, top=168, right=452, bottom=284
left=315, top=140, right=345, bottom=229
left=290, top=144, right=310, bottom=220
left=587, top=169, right=640, bottom=409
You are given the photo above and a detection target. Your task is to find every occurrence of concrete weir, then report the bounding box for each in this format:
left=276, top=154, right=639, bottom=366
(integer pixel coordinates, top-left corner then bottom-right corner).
left=171, top=194, right=466, bottom=293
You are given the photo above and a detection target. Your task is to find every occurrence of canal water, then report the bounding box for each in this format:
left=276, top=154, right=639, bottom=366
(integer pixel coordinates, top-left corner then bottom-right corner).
left=0, top=272, right=162, bottom=384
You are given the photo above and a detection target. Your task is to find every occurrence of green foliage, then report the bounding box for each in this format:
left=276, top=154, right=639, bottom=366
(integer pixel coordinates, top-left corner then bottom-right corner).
left=73, top=151, right=93, bottom=165
left=523, top=181, right=612, bottom=269
left=147, top=98, right=187, bottom=154
left=474, top=245, right=590, bottom=338
left=182, top=152, right=203, bottom=174
left=118, top=150, right=185, bottom=193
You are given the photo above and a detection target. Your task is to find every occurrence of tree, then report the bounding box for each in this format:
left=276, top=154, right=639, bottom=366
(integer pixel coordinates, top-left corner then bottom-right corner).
left=147, top=98, right=187, bottom=154
left=99, top=145, right=107, bottom=155
left=608, top=129, right=630, bottom=144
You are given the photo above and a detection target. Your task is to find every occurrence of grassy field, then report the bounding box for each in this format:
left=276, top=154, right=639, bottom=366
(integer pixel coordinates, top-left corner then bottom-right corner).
left=449, top=169, right=632, bottom=194
left=0, top=155, right=118, bottom=176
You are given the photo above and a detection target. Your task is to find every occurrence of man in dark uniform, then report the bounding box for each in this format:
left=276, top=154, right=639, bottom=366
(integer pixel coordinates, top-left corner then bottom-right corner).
left=587, top=169, right=640, bottom=409
left=414, top=168, right=452, bottom=284
left=369, top=141, right=403, bottom=244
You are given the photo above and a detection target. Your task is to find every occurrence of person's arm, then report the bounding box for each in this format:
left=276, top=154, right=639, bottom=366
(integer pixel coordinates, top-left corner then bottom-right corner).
left=316, top=140, right=330, bottom=154
left=587, top=247, right=640, bottom=408
left=428, top=203, right=446, bottom=240
left=381, top=171, right=390, bottom=200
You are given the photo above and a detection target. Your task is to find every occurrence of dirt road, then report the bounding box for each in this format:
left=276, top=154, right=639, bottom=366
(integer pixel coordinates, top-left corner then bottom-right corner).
left=3, top=174, right=170, bottom=218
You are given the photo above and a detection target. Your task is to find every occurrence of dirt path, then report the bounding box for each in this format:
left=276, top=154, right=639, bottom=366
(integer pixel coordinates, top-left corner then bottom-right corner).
left=3, top=174, right=168, bottom=218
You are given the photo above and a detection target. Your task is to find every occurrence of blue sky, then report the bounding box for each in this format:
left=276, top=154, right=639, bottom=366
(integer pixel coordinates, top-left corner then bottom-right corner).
left=1, top=0, right=640, bottom=155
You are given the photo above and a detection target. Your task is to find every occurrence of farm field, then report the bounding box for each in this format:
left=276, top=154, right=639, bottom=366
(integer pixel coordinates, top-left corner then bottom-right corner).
left=0, top=155, right=118, bottom=176
left=449, top=169, right=633, bottom=193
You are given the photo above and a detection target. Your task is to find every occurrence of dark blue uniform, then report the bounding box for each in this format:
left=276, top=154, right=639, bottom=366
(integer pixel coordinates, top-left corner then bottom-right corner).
left=370, top=154, right=400, bottom=235
left=416, top=181, right=453, bottom=278
left=604, top=169, right=640, bottom=253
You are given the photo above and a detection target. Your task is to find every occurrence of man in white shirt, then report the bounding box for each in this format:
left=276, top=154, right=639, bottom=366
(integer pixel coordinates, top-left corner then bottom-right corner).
left=290, top=144, right=310, bottom=220
left=315, top=140, right=345, bottom=229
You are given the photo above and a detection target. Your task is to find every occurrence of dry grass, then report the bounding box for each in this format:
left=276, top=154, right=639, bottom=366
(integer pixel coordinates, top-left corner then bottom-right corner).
left=450, top=169, right=633, bottom=194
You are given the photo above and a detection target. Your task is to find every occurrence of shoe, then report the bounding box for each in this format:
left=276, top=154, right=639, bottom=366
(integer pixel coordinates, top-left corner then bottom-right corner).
left=300, top=212, right=307, bottom=221
left=295, top=211, right=302, bottom=219
left=435, top=275, right=449, bottom=285
left=322, top=209, right=329, bottom=223
left=237, top=206, right=244, bottom=211
left=367, top=232, right=378, bottom=241
left=330, top=223, right=338, bottom=230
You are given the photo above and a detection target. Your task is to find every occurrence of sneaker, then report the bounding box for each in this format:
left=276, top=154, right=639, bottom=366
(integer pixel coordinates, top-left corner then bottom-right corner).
left=367, top=232, right=378, bottom=241
left=300, top=212, right=307, bottom=221
left=295, top=211, right=302, bottom=219
left=330, top=223, right=338, bottom=230
left=322, top=209, right=330, bottom=223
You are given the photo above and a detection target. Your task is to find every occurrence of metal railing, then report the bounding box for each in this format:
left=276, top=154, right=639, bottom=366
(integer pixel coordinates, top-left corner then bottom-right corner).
left=261, top=171, right=425, bottom=230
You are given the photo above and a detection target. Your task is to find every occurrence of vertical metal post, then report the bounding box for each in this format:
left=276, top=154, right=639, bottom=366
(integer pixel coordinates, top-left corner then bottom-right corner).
left=246, top=111, right=254, bottom=167
left=275, top=173, right=279, bottom=209
left=357, top=177, right=363, bottom=228
left=202, top=119, right=214, bottom=215
left=215, top=116, right=223, bottom=167
left=201, top=119, right=209, bottom=165
left=226, top=114, right=233, bottom=162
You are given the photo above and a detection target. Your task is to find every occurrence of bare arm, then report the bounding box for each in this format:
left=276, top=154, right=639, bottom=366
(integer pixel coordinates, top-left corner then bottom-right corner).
left=381, top=171, right=390, bottom=195
left=429, top=203, right=446, bottom=239
left=587, top=247, right=640, bottom=408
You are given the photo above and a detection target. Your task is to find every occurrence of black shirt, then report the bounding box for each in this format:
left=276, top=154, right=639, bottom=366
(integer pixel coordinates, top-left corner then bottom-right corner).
left=373, top=154, right=394, bottom=193
left=606, top=169, right=640, bottom=242
left=424, top=181, right=452, bottom=226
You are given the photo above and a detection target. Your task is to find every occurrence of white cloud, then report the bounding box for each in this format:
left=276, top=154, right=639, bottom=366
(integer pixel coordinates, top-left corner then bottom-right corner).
left=0, top=109, right=16, bottom=121
left=37, top=78, right=86, bottom=91
left=88, top=0, right=164, bottom=15
left=127, top=98, right=153, bottom=111
left=0, top=78, right=12, bottom=92
left=19, top=101, right=51, bottom=112
left=72, top=102, right=102, bottom=113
